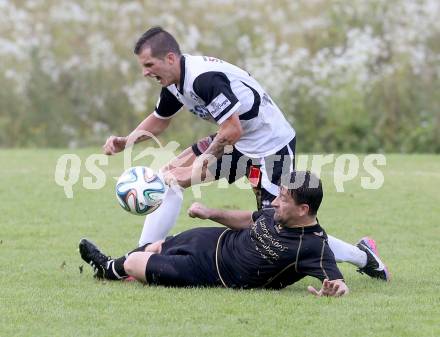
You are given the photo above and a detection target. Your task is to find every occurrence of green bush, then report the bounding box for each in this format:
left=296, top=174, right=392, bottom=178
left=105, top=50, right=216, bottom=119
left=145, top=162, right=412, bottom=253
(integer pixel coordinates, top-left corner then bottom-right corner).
left=0, top=0, right=438, bottom=152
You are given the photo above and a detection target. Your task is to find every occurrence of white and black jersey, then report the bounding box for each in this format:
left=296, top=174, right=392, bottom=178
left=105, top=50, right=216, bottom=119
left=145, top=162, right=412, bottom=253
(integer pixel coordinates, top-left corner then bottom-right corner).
left=154, top=54, right=295, bottom=158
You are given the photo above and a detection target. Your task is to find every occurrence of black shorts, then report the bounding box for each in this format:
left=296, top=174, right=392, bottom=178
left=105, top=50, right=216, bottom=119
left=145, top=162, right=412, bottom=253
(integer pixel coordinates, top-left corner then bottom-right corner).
left=145, top=227, right=225, bottom=287
left=192, top=135, right=296, bottom=209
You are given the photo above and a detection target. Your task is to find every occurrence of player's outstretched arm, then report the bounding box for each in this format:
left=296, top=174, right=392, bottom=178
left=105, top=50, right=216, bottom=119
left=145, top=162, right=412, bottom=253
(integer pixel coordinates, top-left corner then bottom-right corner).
left=188, top=202, right=253, bottom=230
left=307, top=279, right=349, bottom=297
left=103, top=113, right=171, bottom=155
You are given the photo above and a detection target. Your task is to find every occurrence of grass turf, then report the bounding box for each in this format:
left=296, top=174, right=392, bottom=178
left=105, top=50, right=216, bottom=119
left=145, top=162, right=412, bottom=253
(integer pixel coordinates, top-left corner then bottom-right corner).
left=0, top=149, right=439, bottom=337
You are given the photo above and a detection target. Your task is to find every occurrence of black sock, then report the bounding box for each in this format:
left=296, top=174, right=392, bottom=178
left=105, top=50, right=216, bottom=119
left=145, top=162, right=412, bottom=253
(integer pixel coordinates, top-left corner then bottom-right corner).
left=110, top=257, right=127, bottom=279
left=106, top=243, right=151, bottom=280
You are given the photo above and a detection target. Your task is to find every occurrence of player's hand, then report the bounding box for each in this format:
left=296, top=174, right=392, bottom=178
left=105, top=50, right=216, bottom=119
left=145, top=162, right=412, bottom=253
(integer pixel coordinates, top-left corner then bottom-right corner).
left=307, top=279, right=349, bottom=297
left=163, top=170, right=178, bottom=187
left=163, top=167, right=192, bottom=188
left=103, top=136, right=127, bottom=155
left=188, top=202, right=211, bottom=220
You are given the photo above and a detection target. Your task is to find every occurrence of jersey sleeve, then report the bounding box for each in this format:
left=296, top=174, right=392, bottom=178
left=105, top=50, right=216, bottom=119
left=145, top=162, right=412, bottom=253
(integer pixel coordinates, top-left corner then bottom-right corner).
left=193, top=72, right=241, bottom=124
left=298, top=237, right=344, bottom=282
left=153, top=87, right=183, bottom=119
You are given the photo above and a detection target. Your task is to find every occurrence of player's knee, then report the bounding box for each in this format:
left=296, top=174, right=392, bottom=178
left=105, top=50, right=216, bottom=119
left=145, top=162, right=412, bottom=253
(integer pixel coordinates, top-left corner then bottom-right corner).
left=123, top=254, right=137, bottom=275
left=124, top=252, right=150, bottom=279
left=145, top=240, right=164, bottom=254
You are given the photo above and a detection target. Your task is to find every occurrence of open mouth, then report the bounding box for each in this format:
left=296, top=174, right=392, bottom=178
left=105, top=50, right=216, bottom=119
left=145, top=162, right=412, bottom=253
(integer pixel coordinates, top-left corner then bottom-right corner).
left=153, top=75, right=162, bottom=83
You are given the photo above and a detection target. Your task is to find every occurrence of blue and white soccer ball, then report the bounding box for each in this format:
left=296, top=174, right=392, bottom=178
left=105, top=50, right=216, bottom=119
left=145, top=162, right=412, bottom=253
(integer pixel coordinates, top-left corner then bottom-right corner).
left=115, top=166, right=167, bottom=216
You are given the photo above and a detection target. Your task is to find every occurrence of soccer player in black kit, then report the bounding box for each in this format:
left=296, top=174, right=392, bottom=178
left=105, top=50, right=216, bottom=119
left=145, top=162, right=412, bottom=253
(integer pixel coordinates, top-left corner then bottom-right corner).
left=79, top=171, right=349, bottom=296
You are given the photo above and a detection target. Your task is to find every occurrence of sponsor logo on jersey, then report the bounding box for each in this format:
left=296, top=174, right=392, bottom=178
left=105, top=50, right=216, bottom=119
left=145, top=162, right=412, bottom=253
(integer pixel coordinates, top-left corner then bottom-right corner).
left=190, top=105, right=211, bottom=120
left=206, top=93, right=231, bottom=118
left=202, top=56, right=223, bottom=63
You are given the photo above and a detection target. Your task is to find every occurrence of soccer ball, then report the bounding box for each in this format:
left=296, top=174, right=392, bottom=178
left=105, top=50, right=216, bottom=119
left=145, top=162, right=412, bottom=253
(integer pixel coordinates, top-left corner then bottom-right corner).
left=115, top=166, right=166, bottom=216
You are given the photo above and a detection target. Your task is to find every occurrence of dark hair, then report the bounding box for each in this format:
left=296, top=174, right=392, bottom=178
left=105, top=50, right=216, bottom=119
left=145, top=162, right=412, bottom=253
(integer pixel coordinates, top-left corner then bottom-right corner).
left=134, top=26, right=181, bottom=57
left=281, top=171, right=323, bottom=215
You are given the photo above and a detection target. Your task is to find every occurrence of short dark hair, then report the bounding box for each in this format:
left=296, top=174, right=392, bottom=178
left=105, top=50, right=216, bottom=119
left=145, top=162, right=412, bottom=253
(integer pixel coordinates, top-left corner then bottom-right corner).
left=281, top=171, right=323, bottom=215
left=134, top=26, right=181, bottom=57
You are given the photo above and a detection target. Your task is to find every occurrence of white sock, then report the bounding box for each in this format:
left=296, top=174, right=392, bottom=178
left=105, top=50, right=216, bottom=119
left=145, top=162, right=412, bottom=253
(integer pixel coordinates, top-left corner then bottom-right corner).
left=327, top=235, right=367, bottom=268
left=138, top=185, right=183, bottom=246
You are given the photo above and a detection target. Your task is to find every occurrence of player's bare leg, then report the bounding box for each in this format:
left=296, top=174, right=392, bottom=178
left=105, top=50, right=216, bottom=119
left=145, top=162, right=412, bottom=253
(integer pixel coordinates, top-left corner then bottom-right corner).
left=79, top=239, right=164, bottom=281
left=124, top=252, right=156, bottom=282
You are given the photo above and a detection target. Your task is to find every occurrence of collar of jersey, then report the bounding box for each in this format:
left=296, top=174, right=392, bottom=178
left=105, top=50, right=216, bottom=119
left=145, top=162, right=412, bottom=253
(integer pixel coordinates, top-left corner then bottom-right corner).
left=178, top=54, right=186, bottom=94
left=277, top=223, right=323, bottom=234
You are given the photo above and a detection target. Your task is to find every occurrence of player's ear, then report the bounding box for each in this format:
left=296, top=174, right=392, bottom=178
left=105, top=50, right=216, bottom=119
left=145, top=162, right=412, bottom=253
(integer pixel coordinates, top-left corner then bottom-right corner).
left=166, top=52, right=177, bottom=64
left=299, top=204, right=310, bottom=216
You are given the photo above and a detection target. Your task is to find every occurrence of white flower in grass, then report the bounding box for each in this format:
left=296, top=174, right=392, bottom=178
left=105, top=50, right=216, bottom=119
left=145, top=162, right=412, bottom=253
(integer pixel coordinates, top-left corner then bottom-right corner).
left=0, top=38, right=26, bottom=60
left=119, top=2, right=144, bottom=15
left=25, top=0, right=41, bottom=10
left=92, top=121, right=109, bottom=134
left=4, top=69, right=16, bottom=79
left=123, top=81, right=151, bottom=114
left=50, top=1, right=88, bottom=23
left=93, top=96, right=105, bottom=110
left=38, top=53, right=60, bottom=82
left=62, top=55, right=82, bottom=72
left=62, top=124, right=77, bottom=137
left=236, top=35, right=251, bottom=54
left=87, top=33, right=118, bottom=70
left=301, top=17, right=329, bottom=32
left=119, top=61, right=131, bottom=76
left=183, top=25, right=200, bottom=51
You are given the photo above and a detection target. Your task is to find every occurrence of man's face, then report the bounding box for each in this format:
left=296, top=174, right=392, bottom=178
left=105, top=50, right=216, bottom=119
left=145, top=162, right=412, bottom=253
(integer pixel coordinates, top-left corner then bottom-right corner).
left=271, top=186, right=308, bottom=226
left=137, top=47, right=178, bottom=87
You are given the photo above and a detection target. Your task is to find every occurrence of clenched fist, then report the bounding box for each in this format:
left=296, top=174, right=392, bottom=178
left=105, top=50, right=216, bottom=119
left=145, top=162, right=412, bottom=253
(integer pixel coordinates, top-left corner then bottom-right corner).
left=103, top=136, right=127, bottom=155
left=187, top=202, right=212, bottom=220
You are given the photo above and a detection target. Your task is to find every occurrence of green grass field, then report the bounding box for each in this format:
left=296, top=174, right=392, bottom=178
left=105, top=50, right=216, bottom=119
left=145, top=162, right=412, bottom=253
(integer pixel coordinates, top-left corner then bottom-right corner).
left=1, top=149, right=439, bottom=337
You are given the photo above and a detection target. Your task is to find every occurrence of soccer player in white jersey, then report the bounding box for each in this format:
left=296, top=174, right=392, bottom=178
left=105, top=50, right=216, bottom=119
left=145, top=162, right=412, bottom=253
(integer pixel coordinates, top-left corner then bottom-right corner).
left=103, top=27, right=389, bottom=281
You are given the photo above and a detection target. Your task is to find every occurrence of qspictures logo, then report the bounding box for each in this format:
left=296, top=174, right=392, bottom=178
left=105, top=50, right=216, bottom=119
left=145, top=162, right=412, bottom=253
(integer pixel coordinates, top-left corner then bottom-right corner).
left=54, top=131, right=386, bottom=199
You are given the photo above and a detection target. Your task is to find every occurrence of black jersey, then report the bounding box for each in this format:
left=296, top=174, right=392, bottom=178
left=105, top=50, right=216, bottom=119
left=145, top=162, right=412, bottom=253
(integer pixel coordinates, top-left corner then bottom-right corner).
left=216, top=209, right=343, bottom=289
left=145, top=210, right=343, bottom=289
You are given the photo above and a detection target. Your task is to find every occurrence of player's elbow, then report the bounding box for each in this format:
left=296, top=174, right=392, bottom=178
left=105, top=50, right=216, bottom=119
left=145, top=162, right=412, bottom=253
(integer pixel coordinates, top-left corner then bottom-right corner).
left=219, top=122, right=242, bottom=145
left=148, top=113, right=171, bottom=135
left=154, top=117, right=171, bottom=135
left=230, top=123, right=242, bottom=144
left=227, top=129, right=242, bottom=145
